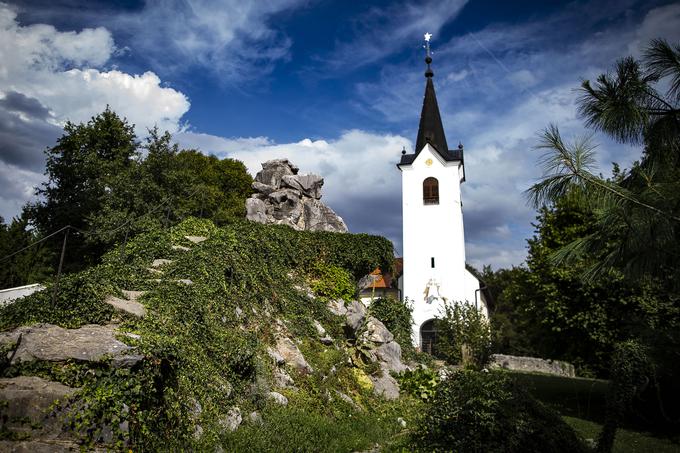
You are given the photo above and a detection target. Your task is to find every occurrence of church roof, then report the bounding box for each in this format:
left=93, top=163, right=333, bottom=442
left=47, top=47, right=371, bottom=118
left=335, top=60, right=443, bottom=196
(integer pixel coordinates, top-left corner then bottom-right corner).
left=415, top=77, right=448, bottom=154
left=398, top=44, right=464, bottom=168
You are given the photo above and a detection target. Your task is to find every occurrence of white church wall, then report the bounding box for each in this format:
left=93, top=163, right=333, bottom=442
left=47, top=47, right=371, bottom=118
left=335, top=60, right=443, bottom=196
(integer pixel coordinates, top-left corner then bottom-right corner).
left=464, top=268, right=487, bottom=317
left=401, top=143, right=470, bottom=348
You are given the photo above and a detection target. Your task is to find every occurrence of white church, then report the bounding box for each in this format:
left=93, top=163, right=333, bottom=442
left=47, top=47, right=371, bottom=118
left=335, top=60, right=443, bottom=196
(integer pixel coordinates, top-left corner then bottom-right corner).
left=397, top=35, right=489, bottom=356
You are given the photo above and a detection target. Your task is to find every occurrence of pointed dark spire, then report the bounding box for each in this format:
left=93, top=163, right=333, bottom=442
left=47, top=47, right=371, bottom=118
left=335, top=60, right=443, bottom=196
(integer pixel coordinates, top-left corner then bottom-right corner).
left=415, top=35, right=448, bottom=154
left=397, top=34, right=464, bottom=169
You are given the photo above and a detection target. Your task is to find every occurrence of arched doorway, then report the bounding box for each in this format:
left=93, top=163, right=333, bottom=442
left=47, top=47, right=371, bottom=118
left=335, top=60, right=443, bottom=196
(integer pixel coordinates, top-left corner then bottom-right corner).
left=420, top=319, right=439, bottom=357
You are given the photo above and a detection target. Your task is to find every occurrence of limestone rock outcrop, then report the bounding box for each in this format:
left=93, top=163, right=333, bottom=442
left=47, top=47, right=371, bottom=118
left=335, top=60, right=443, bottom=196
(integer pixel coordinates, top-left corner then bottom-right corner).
left=330, top=299, right=408, bottom=399
left=245, top=159, right=348, bottom=233
left=274, top=335, right=313, bottom=374
left=0, top=376, right=77, bottom=440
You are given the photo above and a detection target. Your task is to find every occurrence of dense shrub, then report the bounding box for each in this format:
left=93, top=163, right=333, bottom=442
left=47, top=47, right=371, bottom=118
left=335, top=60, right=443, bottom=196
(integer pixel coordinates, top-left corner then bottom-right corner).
left=436, top=301, right=492, bottom=369
left=414, top=370, right=588, bottom=453
left=309, top=262, right=356, bottom=302
left=396, top=367, right=439, bottom=401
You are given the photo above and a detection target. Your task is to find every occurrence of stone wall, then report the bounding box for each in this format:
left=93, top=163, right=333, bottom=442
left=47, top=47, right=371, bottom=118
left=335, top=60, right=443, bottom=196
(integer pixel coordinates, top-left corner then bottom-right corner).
left=489, top=354, right=576, bottom=377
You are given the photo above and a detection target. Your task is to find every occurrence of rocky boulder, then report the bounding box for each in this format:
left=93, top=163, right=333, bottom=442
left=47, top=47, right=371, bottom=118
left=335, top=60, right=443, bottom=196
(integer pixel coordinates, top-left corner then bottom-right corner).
left=245, top=159, right=348, bottom=233
left=281, top=174, right=324, bottom=199
left=0, top=324, right=135, bottom=365
left=255, top=158, right=299, bottom=187
left=274, top=336, right=313, bottom=374
left=369, top=372, right=400, bottom=400
left=336, top=300, right=409, bottom=399
left=0, top=376, right=76, bottom=439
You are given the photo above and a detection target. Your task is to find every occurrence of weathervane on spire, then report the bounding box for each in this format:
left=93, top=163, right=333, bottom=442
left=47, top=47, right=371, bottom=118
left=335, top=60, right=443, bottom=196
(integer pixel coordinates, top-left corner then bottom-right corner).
left=423, top=32, right=434, bottom=77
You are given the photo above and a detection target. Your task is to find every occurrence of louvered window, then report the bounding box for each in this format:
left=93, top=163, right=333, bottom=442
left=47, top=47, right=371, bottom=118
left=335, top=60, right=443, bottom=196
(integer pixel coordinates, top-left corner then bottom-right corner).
left=423, top=177, right=439, bottom=205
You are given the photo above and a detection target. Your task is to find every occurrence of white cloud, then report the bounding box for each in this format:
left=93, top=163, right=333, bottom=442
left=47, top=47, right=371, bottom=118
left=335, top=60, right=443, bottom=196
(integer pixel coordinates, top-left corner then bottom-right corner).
left=507, top=69, right=539, bottom=89
left=0, top=2, right=190, bottom=134
left=447, top=69, right=469, bottom=82
left=180, top=129, right=408, bottom=205
left=317, top=0, right=468, bottom=73
left=109, top=0, right=305, bottom=80
left=628, top=3, right=680, bottom=56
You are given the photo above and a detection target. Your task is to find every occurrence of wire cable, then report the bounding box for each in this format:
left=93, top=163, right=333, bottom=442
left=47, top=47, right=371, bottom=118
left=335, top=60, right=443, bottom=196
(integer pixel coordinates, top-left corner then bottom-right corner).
left=0, top=185, right=204, bottom=263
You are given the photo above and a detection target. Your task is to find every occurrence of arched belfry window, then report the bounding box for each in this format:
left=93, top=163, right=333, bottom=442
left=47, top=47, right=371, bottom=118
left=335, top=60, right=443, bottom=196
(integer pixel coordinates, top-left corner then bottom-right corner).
left=423, top=177, right=439, bottom=205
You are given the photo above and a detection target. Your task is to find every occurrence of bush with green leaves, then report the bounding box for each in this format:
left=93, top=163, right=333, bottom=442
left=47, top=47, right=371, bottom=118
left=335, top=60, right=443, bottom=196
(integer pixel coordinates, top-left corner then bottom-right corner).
left=413, top=370, right=588, bottom=453
left=436, top=301, right=492, bottom=369
left=309, top=262, right=356, bottom=302
left=396, top=367, right=439, bottom=401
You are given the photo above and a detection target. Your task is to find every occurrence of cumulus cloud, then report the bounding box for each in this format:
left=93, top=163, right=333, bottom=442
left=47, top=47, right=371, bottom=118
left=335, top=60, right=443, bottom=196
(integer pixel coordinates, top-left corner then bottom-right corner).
left=112, top=0, right=304, bottom=80
left=0, top=2, right=191, bottom=221
left=18, top=0, right=307, bottom=82
left=0, top=3, right=190, bottom=134
left=628, top=3, right=680, bottom=56
left=348, top=1, right=680, bottom=269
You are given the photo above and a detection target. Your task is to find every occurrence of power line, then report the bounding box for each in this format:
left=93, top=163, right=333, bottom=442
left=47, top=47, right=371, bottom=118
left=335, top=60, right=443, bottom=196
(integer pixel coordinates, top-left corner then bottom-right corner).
left=0, top=225, right=71, bottom=264
left=0, top=185, right=204, bottom=263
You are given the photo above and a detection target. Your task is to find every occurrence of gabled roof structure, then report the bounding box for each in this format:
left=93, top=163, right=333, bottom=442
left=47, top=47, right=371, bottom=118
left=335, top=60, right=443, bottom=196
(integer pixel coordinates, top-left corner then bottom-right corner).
left=398, top=44, right=464, bottom=168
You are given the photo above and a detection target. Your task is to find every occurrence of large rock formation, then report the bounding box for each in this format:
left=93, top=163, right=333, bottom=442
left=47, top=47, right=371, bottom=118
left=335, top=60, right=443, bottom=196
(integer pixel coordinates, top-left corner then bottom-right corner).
left=245, top=159, right=348, bottom=233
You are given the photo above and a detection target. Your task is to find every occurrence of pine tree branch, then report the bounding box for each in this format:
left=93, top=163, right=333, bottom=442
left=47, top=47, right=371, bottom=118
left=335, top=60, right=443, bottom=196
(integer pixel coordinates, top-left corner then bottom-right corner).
left=575, top=170, right=680, bottom=223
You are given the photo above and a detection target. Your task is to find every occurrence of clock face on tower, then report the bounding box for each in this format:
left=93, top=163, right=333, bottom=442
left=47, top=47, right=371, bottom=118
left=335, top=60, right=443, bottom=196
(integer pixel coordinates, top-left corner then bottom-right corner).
left=425, top=158, right=433, bottom=167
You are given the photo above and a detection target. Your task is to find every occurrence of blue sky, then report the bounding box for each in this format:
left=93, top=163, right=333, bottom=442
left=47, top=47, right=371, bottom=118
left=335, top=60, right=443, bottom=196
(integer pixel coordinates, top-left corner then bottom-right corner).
left=1, top=0, right=679, bottom=269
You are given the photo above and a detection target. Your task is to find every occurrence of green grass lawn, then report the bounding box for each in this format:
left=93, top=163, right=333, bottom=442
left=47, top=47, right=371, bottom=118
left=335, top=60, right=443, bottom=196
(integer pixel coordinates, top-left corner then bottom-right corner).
left=564, top=416, right=680, bottom=453
left=509, top=371, right=609, bottom=422
left=507, top=371, right=679, bottom=452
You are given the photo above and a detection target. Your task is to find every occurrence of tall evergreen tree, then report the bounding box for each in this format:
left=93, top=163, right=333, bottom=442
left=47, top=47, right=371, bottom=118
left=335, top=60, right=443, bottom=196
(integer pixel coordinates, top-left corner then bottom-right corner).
left=527, top=38, right=680, bottom=443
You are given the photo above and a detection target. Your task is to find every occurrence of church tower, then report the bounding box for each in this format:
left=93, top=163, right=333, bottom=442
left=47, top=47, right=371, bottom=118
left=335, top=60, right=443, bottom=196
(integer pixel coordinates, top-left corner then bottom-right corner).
left=397, top=34, right=483, bottom=354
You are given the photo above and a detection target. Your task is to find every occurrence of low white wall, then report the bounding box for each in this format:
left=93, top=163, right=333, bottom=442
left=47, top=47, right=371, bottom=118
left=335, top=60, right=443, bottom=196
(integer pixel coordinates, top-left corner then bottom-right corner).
left=0, top=283, right=45, bottom=307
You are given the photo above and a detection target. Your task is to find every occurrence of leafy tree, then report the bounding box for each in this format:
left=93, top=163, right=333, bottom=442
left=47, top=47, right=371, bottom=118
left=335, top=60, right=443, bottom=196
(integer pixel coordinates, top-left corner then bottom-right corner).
left=493, top=194, right=665, bottom=377
left=24, top=109, right=253, bottom=274
left=0, top=213, right=52, bottom=288
left=28, top=107, right=139, bottom=271
left=436, top=301, right=492, bottom=369
left=481, top=265, right=536, bottom=355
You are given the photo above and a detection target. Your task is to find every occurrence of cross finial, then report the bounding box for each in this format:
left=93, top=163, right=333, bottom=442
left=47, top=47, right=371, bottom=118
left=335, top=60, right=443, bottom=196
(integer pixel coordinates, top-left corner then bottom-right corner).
left=423, top=32, right=433, bottom=77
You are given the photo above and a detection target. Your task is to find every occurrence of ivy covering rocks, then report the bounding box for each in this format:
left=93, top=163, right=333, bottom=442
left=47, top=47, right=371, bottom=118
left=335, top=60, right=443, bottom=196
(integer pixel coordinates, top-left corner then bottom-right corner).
left=0, top=217, right=420, bottom=451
